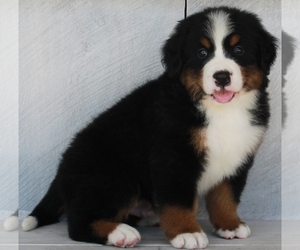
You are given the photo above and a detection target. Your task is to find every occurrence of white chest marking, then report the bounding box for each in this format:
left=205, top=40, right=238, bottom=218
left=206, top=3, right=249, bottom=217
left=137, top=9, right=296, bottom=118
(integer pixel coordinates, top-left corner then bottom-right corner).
left=197, top=90, right=266, bottom=194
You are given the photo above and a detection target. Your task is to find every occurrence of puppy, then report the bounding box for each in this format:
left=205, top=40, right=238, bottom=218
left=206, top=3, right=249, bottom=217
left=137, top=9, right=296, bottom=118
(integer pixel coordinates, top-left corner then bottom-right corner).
left=22, top=6, right=277, bottom=249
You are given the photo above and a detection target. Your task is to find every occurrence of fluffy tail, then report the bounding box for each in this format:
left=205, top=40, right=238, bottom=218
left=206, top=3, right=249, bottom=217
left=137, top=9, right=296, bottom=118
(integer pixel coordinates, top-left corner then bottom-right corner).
left=22, top=178, right=64, bottom=231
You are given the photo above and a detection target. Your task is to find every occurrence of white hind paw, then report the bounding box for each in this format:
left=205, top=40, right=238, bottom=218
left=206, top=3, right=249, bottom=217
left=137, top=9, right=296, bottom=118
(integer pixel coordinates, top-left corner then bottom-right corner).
left=3, top=216, right=19, bottom=231
left=170, top=232, right=208, bottom=249
left=107, top=224, right=141, bottom=247
left=22, top=216, right=38, bottom=231
left=217, top=223, right=251, bottom=239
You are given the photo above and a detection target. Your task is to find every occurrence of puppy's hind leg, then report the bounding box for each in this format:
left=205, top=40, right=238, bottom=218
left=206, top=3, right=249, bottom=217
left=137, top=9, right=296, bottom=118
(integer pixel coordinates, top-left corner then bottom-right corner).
left=67, top=214, right=141, bottom=247
left=92, top=221, right=141, bottom=247
left=67, top=201, right=141, bottom=247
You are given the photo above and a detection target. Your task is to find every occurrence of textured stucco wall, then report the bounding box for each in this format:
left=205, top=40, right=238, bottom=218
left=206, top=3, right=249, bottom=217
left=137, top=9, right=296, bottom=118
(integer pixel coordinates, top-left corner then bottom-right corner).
left=282, top=0, right=300, bottom=220
left=18, top=0, right=185, bottom=219
left=15, top=0, right=282, bottom=221
left=0, top=0, right=19, bottom=220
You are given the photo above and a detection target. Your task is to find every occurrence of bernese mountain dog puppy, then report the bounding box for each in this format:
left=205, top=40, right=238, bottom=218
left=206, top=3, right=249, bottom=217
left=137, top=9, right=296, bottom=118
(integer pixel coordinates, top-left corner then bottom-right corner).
left=22, top=6, right=277, bottom=249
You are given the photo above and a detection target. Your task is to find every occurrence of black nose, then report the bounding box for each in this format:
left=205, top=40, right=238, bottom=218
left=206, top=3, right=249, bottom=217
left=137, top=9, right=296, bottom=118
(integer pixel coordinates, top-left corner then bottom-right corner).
left=213, top=71, right=231, bottom=88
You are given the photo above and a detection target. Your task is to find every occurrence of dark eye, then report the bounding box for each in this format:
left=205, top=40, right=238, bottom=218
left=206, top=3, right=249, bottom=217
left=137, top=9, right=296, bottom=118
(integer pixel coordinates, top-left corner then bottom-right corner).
left=198, top=48, right=208, bottom=58
left=234, top=45, right=244, bottom=55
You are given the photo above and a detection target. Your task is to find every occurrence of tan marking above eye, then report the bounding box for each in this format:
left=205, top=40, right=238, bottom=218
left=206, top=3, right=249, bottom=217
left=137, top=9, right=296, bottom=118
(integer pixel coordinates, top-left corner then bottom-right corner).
left=230, top=34, right=241, bottom=47
left=200, top=38, right=211, bottom=49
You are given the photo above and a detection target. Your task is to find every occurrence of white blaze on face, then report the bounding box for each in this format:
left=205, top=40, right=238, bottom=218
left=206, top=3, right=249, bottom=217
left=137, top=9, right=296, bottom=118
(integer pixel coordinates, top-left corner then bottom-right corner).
left=203, top=11, right=243, bottom=97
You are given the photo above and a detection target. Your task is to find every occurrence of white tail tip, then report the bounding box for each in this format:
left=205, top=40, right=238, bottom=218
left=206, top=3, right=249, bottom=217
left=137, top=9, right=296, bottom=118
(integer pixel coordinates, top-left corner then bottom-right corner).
left=3, top=215, right=19, bottom=231
left=22, top=216, right=38, bottom=231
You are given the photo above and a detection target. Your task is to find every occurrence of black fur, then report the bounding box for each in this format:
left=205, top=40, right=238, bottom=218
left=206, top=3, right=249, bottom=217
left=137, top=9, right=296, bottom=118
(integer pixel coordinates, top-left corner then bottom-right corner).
left=26, top=6, right=277, bottom=246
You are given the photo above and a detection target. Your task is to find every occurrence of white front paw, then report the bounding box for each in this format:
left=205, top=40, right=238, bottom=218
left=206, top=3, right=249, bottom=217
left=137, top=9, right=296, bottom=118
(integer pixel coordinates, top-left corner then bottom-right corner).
left=107, top=224, right=141, bottom=247
left=234, top=223, right=251, bottom=238
left=217, top=223, right=251, bottom=239
left=170, top=232, right=208, bottom=249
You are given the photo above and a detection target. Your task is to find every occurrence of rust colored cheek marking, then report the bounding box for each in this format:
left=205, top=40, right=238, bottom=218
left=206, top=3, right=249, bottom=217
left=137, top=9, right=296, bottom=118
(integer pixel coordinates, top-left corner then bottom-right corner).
left=242, top=66, right=264, bottom=91
left=180, top=70, right=205, bottom=101
left=91, top=220, right=120, bottom=239
left=205, top=180, right=241, bottom=231
left=190, top=128, right=207, bottom=155
left=160, top=201, right=202, bottom=240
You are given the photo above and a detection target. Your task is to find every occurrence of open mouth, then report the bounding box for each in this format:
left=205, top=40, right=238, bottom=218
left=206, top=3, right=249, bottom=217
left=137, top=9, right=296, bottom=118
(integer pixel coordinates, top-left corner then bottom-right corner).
left=212, top=89, right=235, bottom=103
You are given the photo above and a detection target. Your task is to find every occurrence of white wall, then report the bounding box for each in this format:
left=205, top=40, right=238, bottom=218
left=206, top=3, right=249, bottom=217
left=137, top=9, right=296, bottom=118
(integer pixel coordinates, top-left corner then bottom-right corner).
left=19, top=0, right=184, bottom=219
left=0, top=0, right=18, bottom=220
left=16, top=0, right=282, bottom=221
left=282, top=1, right=300, bottom=248
left=282, top=0, right=300, bottom=220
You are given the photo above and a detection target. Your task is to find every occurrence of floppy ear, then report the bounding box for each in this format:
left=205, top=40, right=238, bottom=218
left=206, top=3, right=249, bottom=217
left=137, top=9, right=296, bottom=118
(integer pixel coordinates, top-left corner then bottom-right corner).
left=161, top=22, right=187, bottom=78
left=258, top=30, right=278, bottom=75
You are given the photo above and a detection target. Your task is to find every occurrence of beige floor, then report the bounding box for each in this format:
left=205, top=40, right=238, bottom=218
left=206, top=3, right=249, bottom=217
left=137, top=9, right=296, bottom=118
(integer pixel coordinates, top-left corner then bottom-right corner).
left=1, top=220, right=299, bottom=249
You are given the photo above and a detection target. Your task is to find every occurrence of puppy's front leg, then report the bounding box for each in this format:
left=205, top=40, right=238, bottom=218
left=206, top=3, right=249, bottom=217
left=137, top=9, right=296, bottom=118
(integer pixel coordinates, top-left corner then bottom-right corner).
left=160, top=199, right=208, bottom=249
left=205, top=180, right=251, bottom=239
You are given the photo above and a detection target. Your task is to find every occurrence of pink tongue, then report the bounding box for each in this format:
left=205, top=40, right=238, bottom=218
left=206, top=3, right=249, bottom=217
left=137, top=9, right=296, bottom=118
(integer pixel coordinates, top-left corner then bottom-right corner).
left=213, top=90, right=235, bottom=103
